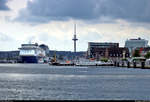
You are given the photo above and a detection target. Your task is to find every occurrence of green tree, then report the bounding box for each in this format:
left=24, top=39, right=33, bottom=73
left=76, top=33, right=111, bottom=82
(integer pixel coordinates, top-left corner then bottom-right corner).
left=122, top=58, right=127, bottom=61
left=100, top=58, right=108, bottom=62
left=145, top=52, right=150, bottom=59
left=133, top=49, right=140, bottom=57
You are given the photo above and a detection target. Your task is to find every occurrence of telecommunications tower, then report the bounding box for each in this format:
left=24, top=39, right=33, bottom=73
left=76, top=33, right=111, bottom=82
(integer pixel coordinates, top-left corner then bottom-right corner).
left=72, top=23, right=78, bottom=53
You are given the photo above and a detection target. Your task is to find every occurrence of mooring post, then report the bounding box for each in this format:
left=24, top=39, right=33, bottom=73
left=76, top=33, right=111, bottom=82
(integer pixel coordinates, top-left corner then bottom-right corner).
left=141, top=61, right=145, bottom=69
left=127, top=61, right=130, bottom=68
left=117, top=62, right=120, bottom=67
left=122, top=61, right=124, bottom=67
left=114, top=61, right=116, bottom=66
left=133, top=61, right=136, bottom=68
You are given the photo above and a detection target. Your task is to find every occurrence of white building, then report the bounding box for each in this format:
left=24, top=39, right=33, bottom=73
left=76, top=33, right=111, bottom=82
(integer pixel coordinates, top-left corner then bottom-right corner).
left=125, top=37, right=149, bottom=56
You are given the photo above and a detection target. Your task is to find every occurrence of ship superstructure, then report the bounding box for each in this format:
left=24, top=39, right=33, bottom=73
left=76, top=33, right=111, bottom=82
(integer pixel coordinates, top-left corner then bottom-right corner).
left=19, top=43, right=46, bottom=63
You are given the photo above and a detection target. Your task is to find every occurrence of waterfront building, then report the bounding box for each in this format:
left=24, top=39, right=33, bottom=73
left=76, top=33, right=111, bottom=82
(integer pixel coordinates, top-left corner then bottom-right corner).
left=90, top=47, right=130, bottom=61
left=39, top=44, right=50, bottom=57
left=125, top=37, right=148, bottom=56
left=87, top=42, right=119, bottom=58
left=39, top=44, right=50, bottom=63
left=135, top=47, right=150, bottom=57
left=0, top=51, right=19, bottom=63
left=49, top=50, right=86, bottom=60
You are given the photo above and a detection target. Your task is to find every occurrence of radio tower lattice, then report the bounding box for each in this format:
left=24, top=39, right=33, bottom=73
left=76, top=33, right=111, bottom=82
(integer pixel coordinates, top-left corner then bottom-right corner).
left=72, top=24, right=78, bottom=53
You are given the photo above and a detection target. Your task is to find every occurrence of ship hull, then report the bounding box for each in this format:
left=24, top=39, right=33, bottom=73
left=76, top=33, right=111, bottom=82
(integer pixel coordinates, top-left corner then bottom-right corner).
left=21, top=56, right=38, bottom=63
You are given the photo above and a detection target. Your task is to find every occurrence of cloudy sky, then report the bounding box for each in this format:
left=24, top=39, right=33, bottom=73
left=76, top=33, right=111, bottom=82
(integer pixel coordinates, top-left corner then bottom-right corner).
left=0, top=0, right=150, bottom=51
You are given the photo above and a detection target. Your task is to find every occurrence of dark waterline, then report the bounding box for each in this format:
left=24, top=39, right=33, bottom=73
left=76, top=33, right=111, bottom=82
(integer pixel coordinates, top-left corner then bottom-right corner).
left=0, top=64, right=150, bottom=100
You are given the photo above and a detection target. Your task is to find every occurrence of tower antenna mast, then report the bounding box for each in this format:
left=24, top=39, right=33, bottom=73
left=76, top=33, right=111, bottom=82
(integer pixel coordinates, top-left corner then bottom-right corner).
left=72, top=23, right=78, bottom=53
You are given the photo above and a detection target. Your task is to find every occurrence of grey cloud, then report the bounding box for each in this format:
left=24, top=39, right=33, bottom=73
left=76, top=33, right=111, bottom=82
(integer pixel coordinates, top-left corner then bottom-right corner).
left=79, top=32, right=102, bottom=42
left=16, top=0, right=150, bottom=23
left=0, top=0, right=10, bottom=10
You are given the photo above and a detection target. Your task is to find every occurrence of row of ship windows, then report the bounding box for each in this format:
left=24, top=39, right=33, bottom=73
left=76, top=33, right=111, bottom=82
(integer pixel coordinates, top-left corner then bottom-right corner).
left=20, top=50, right=35, bottom=55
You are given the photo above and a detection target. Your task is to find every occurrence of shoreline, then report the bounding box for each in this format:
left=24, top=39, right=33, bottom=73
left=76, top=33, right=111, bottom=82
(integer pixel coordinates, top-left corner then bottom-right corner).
left=0, top=62, right=150, bottom=69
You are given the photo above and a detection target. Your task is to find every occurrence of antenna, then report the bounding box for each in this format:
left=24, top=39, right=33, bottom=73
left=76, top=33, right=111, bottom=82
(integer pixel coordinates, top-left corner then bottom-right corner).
left=74, top=23, right=76, bottom=35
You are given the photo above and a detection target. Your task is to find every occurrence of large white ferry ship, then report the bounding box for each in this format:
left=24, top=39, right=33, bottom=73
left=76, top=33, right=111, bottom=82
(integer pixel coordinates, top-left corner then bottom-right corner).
left=18, top=43, right=46, bottom=63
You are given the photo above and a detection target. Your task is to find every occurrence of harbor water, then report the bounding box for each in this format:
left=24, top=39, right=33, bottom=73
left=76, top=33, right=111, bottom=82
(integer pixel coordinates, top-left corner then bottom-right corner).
left=0, top=64, right=150, bottom=100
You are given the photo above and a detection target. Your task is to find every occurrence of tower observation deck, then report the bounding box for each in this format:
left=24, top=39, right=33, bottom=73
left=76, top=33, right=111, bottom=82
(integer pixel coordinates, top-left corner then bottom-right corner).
left=72, top=24, right=78, bottom=53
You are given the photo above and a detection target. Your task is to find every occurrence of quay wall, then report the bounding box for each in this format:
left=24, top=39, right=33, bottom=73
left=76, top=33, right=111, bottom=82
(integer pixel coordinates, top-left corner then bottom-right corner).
left=113, top=61, right=150, bottom=69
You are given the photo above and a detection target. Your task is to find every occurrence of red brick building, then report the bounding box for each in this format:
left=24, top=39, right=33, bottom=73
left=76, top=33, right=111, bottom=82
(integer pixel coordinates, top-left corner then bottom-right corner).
left=89, top=47, right=130, bottom=61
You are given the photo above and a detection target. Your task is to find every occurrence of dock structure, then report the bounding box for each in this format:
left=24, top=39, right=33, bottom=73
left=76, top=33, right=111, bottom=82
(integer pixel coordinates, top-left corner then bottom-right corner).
left=113, top=60, right=150, bottom=69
